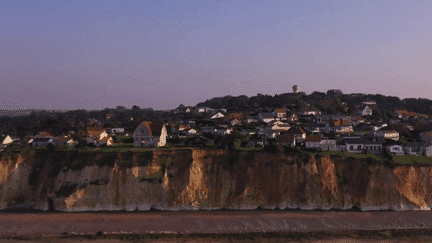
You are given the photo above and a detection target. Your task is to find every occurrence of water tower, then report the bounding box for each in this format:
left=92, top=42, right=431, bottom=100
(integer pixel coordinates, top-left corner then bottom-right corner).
left=292, top=85, right=299, bottom=93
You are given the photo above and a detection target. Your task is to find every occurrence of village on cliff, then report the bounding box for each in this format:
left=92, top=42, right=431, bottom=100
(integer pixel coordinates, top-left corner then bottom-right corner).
left=1, top=87, right=432, bottom=163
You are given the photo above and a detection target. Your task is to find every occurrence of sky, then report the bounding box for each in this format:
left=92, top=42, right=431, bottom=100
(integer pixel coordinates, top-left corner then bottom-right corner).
left=1, top=0, right=432, bottom=110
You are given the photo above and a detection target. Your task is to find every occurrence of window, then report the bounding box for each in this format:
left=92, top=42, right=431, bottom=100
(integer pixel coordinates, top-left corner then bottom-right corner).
left=350, top=145, right=353, bottom=150
left=357, top=145, right=361, bottom=150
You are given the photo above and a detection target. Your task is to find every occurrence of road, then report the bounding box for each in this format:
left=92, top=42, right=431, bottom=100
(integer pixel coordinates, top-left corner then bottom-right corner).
left=1, top=210, right=432, bottom=237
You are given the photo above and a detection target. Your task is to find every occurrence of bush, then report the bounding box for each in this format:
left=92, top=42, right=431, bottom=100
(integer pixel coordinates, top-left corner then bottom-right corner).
left=164, top=143, right=173, bottom=149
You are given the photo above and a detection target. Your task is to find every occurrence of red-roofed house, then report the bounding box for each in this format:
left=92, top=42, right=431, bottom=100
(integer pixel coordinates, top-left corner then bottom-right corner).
left=273, top=108, right=287, bottom=121
left=304, top=135, right=322, bottom=149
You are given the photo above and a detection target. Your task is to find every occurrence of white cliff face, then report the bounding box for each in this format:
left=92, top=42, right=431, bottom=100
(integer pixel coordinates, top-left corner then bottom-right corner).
left=2, top=150, right=432, bottom=211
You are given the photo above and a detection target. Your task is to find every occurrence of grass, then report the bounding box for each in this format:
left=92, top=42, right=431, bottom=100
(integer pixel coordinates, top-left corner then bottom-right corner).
left=320, top=150, right=383, bottom=161
left=235, top=147, right=264, bottom=151
left=393, top=155, right=432, bottom=165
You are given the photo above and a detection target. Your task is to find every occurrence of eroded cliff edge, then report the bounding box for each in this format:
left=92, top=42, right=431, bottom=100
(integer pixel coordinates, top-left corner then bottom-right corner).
left=0, top=149, right=430, bottom=211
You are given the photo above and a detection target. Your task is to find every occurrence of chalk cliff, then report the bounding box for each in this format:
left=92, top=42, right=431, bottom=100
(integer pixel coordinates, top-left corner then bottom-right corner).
left=0, top=149, right=431, bottom=211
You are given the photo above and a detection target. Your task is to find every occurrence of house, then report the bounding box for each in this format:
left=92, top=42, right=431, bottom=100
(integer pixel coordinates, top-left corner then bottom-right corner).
left=196, top=107, right=212, bottom=113
left=273, top=108, right=287, bottom=121
left=215, top=127, right=233, bottom=135
left=210, top=112, right=225, bottom=119
left=423, top=145, right=432, bottom=157
left=269, top=121, right=291, bottom=132
left=258, top=113, right=275, bottom=123
left=110, top=128, right=125, bottom=134
left=32, top=138, right=52, bottom=147
left=230, top=118, right=242, bottom=126
left=185, top=107, right=194, bottom=113
left=333, top=125, right=354, bottom=133
left=299, top=107, right=321, bottom=116
left=419, top=132, right=432, bottom=145
left=352, top=116, right=365, bottom=125
left=276, top=133, right=296, bottom=147
left=286, top=127, right=306, bottom=142
left=185, top=128, right=198, bottom=136
left=363, top=140, right=383, bottom=154
left=304, top=135, right=322, bottom=149
left=394, top=110, right=418, bottom=119
left=387, top=145, right=404, bottom=155
left=96, top=136, right=114, bottom=146
left=264, top=129, right=280, bottom=139
left=345, top=140, right=365, bottom=153
left=133, top=121, right=168, bottom=147
left=375, top=130, right=399, bottom=141
left=202, top=126, right=216, bottom=134
left=242, top=116, right=259, bottom=124
left=169, top=124, right=188, bottom=136
left=362, top=101, right=377, bottom=106
left=286, top=112, right=298, bottom=122
left=34, top=132, right=53, bottom=139
left=106, top=113, right=113, bottom=120
left=247, top=139, right=265, bottom=148
left=319, top=138, right=337, bottom=151
left=53, top=136, right=77, bottom=146
left=404, top=142, right=422, bottom=155
left=86, top=127, right=108, bottom=144
left=361, top=106, right=373, bottom=116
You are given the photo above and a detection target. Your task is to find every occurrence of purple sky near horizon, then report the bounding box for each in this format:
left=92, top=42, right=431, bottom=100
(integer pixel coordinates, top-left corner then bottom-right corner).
left=1, top=0, right=432, bottom=111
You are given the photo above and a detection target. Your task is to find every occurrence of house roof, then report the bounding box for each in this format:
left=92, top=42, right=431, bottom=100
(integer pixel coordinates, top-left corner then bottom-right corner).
left=363, top=140, right=383, bottom=145
left=405, top=142, right=420, bottom=147
left=276, top=134, right=295, bottom=144
left=395, top=110, right=418, bottom=117
left=421, top=132, right=432, bottom=140
left=56, top=136, right=73, bottom=142
left=345, top=140, right=365, bottom=145
left=286, top=127, right=306, bottom=135
left=38, top=131, right=53, bottom=138
left=259, top=113, right=275, bottom=119
left=224, top=113, right=244, bottom=120
left=304, top=135, right=322, bottom=142
left=141, top=121, right=164, bottom=136
left=106, top=113, right=113, bottom=118
left=274, top=108, right=287, bottom=114
left=87, top=127, right=106, bottom=136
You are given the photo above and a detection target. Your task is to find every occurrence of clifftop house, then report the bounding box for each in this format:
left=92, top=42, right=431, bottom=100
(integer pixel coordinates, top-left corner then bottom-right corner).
left=133, top=121, right=168, bottom=147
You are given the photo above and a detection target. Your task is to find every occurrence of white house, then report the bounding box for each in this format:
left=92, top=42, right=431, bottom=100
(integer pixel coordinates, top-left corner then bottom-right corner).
left=133, top=121, right=168, bottom=147
left=269, top=121, right=291, bottom=132
left=375, top=130, right=399, bottom=141
left=196, top=107, right=212, bottom=113
left=345, top=140, right=365, bottom=153
left=110, top=128, right=125, bottom=134
left=210, top=112, right=225, bottom=119
left=362, top=106, right=373, bottom=116
left=387, top=145, right=404, bottom=155
left=186, top=128, right=198, bottom=136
